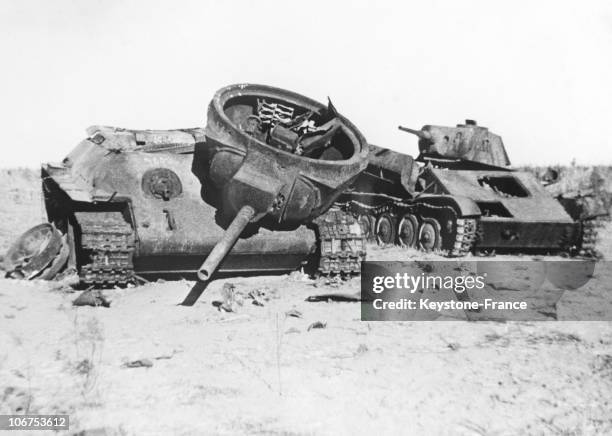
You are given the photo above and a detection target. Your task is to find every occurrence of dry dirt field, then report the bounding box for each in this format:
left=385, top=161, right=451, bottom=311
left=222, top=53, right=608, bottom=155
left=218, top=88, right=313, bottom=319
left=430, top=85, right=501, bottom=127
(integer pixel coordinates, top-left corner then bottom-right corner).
left=1, top=168, right=612, bottom=435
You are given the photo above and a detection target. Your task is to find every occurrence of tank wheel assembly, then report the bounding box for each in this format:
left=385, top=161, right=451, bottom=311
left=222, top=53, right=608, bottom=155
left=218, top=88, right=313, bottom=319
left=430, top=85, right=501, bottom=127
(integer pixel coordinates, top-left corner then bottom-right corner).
left=358, top=214, right=375, bottom=241
left=341, top=200, right=478, bottom=256
left=397, top=213, right=418, bottom=248
left=375, top=213, right=397, bottom=246
left=418, top=217, right=442, bottom=252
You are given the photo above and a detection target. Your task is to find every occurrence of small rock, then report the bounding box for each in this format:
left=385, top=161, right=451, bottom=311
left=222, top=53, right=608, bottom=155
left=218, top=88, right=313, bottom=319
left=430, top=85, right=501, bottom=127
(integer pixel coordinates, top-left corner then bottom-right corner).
left=288, top=270, right=309, bottom=281
left=307, top=321, right=327, bottom=331
left=248, top=287, right=270, bottom=301
left=52, top=268, right=80, bottom=288
left=75, top=359, right=93, bottom=375
left=285, top=327, right=301, bottom=334
left=285, top=309, right=303, bottom=318
left=219, top=282, right=239, bottom=312
left=356, top=344, right=368, bottom=355
left=73, top=289, right=110, bottom=308
left=122, top=358, right=153, bottom=368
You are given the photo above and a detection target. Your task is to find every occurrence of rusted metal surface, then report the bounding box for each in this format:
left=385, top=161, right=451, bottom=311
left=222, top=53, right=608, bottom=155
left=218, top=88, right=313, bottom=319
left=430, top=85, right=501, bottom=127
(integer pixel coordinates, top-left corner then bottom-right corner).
left=12, top=83, right=369, bottom=288
left=416, top=167, right=577, bottom=249
left=400, top=120, right=511, bottom=168
left=198, top=205, right=255, bottom=280
left=3, top=223, right=67, bottom=279
left=341, top=119, right=597, bottom=255
left=41, top=124, right=318, bottom=285
left=198, top=83, right=369, bottom=225
left=193, top=84, right=369, bottom=281
left=419, top=168, right=573, bottom=222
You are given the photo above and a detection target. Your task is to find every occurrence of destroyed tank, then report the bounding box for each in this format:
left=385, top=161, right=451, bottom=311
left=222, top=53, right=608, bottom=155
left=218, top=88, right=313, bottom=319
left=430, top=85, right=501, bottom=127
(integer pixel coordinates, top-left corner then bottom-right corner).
left=3, top=84, right=368, bottom=286
left=339, top=120, right=605, bottom=256
left=537, top=166, right=610, bottom=255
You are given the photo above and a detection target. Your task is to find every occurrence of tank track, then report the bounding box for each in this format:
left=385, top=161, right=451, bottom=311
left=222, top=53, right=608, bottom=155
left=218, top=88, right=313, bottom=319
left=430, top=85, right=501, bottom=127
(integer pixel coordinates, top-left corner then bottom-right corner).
left=340, top=197, right=478, bottom=257
left=579, top=217, right=606, bottom=257
left=451, top=218, right=478, bottom=257
left=74, top=211, right=136, bottom=286
left=313, top=209, right=366, bottom=275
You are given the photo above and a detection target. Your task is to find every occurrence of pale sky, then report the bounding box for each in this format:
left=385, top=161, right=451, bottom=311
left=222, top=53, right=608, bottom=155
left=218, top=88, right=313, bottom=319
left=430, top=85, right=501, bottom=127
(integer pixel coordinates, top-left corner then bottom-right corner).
left=1, top=0, right=611, bottom=167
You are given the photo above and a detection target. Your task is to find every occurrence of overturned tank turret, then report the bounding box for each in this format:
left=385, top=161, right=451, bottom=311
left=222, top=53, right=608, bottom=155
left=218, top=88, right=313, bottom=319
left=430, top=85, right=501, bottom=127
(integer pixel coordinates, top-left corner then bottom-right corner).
left=194, top=84, right=369, bottom=280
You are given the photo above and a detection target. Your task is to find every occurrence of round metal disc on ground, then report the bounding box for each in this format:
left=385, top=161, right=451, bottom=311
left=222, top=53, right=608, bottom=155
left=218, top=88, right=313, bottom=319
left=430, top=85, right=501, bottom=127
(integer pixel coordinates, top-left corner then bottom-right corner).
left=3, top=223, right=63, bottom=279
left=375, top=213, right=396, bottom=245
left=39, top=235, right=70, bottom=280
left=418, top=217, right=442, bottom=251
left=398, top=213, right=418, bottom=248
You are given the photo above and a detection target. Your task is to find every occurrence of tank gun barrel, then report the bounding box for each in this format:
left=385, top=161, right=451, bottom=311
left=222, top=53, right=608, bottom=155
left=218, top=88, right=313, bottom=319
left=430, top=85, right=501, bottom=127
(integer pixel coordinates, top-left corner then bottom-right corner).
left=197, top=205, right=256, bottom=281
left=398, top=125, right=432, bottom=141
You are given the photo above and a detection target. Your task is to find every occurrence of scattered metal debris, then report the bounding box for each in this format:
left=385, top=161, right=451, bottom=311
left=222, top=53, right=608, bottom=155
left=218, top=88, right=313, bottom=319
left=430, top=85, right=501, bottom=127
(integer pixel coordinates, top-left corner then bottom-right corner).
left=355, top=344, right=369, bottom=355
left=447, top=342, right=461, bottom=351
left=218, top=282, right=242, bottom=312
left=3, top=223, right=69, bottom=280
left=306, top=291, right=361, bottom=302
left=313, top=275, right=344, bottom=288
left=247, top=287, right=270, bottom=306
left=285, top=309, right=303, bottom=319
left=73, top=289, right=110, bottom=308
left=122, top=359, right=153, bottom=369
left=248, top=287, right=270, bottom=300
left=74, top=359, right=93, bottom=375
left=307, top=321, right=327, bottom=331
left=153, top=350, right=181, bottom=360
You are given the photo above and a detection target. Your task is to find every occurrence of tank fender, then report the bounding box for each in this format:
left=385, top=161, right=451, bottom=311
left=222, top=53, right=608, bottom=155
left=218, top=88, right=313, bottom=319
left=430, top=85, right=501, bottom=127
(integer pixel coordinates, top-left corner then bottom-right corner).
left=414, top=194, right=481, bottom=217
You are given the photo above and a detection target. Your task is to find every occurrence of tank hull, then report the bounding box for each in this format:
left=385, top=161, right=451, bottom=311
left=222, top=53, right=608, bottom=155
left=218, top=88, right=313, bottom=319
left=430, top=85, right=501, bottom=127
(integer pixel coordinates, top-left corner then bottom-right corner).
left=419, top=167, right=577, bottom=251
left=42, top=127, right=316, bottom=282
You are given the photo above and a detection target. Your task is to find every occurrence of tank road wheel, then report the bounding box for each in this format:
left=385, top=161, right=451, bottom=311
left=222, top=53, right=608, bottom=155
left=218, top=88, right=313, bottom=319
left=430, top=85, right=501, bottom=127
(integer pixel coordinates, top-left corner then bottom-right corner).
left=2, top=223, right=68, bottom=280
left=358, top=214, right=375, bottom=241
left=397, top=213, right=418, bottom=248
left=375, top=213, right=397, bottom=246
left=418, top=217, right=442, bottom=252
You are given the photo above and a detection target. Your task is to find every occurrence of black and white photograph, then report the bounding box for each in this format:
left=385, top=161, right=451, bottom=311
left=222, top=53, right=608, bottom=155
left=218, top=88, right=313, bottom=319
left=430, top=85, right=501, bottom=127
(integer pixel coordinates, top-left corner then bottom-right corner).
left=1, top=1, right=611, bottom=434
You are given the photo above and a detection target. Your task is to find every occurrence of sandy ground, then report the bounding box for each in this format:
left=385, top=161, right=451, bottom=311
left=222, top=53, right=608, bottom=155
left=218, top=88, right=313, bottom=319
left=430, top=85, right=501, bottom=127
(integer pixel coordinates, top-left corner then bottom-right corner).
left=1, top=169, right=612, bottom=435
